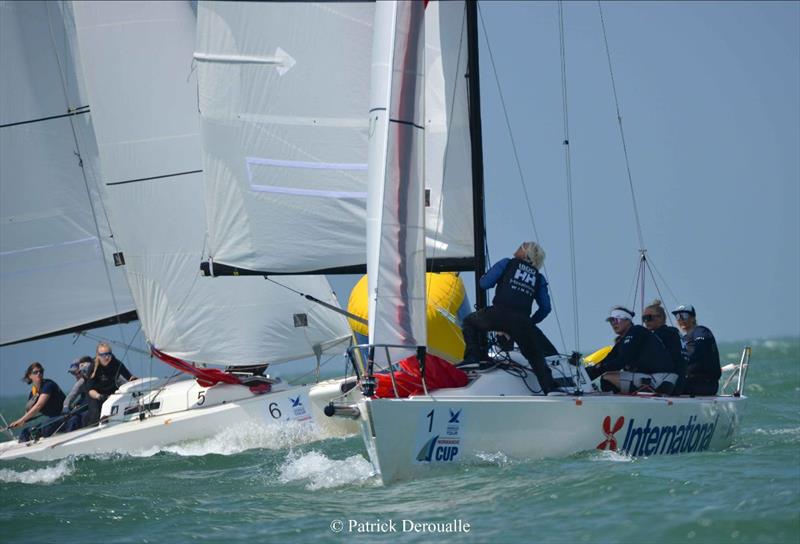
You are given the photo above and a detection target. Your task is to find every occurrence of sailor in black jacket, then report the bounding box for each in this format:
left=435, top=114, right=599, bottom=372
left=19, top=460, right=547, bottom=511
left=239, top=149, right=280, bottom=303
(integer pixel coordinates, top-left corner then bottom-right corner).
left=85, top=342, right=137, bottom=425
left=643, top=300, right=688, bottom=394
left=586, top=307, right=678, bottom=394
left=672, top=304, right=721, bottom=396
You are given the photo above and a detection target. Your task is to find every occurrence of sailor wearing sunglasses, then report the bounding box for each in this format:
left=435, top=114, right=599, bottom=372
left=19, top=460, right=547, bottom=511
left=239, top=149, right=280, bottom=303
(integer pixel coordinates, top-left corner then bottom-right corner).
left=671, top=304, right=721, bottom=396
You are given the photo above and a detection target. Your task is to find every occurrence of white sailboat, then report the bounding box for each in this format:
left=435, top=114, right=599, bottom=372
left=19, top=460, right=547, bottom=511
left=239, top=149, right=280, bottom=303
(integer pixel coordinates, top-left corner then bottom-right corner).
left=0, top=1, right=357, bottom=462
left=323, top=1, right=749, bottom=483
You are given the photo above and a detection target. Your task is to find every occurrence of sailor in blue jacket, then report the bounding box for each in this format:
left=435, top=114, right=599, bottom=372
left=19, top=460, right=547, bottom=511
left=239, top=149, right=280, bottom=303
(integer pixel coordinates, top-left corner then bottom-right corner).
left=672, top=304, right=721, bottom=396
left=461, top=241, right=556, bottom=395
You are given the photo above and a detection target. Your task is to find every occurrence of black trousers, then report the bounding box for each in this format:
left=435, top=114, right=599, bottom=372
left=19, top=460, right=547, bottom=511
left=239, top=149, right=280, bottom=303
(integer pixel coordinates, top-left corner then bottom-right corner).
left=462, top=306, right=556, bottom=394
left=683, top=376, right=718, bottom=396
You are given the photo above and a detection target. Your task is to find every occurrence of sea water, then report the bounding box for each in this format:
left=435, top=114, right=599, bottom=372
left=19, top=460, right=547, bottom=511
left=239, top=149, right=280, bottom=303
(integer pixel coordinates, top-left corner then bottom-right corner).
left=1, top=339, right=797, bottom=544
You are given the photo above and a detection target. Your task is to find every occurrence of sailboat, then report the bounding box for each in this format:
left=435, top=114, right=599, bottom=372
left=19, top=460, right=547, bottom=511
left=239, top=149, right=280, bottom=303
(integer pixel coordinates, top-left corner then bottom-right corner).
left=0, top=1, right=357, bottom=462
left=194, top=0, right=750, bottom=484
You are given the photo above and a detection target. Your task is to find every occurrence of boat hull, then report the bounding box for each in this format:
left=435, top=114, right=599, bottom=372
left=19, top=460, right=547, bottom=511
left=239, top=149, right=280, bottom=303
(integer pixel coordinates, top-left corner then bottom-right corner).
left=358, top=393, right=746, bottom=484
left=0, top=377, right=356, bottom=461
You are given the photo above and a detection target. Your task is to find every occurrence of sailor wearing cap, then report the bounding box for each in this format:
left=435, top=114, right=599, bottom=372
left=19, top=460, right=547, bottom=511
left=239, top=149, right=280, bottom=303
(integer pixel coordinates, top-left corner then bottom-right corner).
left=672, top=304, right=721, bottom=396
left=63, top=356, right=92, bottom=415
left=585, top=306, right=679, bottom=394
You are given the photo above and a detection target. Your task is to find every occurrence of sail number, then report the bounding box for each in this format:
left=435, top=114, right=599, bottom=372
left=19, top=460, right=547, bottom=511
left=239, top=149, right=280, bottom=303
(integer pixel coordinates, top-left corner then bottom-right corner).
left=269, top=402, right=282, bottom=419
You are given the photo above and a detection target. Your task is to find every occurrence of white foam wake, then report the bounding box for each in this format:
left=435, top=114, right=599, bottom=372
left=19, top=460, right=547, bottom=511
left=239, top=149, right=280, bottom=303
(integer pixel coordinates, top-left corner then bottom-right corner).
left=590, top=449, right=634, bottom=462
left=278, top=450, right=376, bottom=490
left=0, top=459, right=74, bottom=484
left=130, top=420, right=323, bottom=458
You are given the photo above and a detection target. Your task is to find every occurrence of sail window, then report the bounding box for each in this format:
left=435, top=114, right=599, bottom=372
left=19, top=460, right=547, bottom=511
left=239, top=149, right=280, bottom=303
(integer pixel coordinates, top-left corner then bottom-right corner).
left=293, top=313, right=308, bottom=327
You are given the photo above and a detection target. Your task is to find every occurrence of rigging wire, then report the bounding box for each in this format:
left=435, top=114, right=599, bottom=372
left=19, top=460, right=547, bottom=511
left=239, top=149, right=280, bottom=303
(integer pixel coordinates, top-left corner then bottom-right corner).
left=558, top=1, right=581, bottom=351
left=44, top=3, right=130, bottom=346
left=597, top=1, right=647, bottom=253
left=477, top=4, right=568, bottom=353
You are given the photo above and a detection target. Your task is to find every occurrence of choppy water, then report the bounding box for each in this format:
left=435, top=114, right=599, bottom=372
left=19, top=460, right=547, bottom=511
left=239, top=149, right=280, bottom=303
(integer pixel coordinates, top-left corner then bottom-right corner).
left=1, top=339, right=798, bottom=544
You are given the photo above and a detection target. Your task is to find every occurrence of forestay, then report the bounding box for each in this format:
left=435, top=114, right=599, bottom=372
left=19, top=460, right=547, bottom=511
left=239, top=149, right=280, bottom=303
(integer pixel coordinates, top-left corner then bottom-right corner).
left=196, top=0, right=474, bottom=275
left=0, top=1, right=135, bottom=346
left=65, top=1, right=351, bottom=365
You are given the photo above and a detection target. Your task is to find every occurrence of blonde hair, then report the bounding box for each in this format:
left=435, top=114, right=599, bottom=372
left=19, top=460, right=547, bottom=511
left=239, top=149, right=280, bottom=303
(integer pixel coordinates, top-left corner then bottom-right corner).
left=91, top=342, right=112, bottom=379
left=522, top=241, right=545, bottom=269
left=644, top=299, right=667, bottom=319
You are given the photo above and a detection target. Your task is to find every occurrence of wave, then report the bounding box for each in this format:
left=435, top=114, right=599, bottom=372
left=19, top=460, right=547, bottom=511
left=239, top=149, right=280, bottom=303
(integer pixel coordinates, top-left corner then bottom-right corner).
left=278, top=450, right=376, bottom=490
left=128, top=420, right=323, bottom=458
left=588, top=449, right=634, bottom=462
left=0, top=459, right=74, bottom=484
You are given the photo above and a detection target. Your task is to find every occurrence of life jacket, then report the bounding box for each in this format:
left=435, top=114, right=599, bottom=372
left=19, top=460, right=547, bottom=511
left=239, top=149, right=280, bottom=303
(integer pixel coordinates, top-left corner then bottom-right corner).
left=492, top=258, right=541, bottom=315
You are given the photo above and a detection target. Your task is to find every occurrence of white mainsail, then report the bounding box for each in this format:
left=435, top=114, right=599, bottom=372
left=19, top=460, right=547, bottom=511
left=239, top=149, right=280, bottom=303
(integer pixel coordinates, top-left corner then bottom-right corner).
left=65, top=0, right=351, bottom=364
left=0, top=1, right=135, bottom=346
left=196, top=0, right=474, bottom=275
left=367, top=1, right=427, bottom=353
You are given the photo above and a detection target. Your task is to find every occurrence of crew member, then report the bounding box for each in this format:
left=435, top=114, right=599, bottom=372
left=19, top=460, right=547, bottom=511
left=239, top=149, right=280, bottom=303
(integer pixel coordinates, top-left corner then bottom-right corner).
left=586, top=306, right=678, bottom=394
left=461, top=241, right=557, bottom=395
left=85, top=342, right=137, bottom=426
left=642, top=300, right=688, bottom=395
left=672, top=304, right=721, bottom=396
left=9, top=362, right=67, bottom=441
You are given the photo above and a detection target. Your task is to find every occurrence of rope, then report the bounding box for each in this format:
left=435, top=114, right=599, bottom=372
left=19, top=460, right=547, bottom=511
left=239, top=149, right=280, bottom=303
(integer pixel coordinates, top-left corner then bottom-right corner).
left=477, top=4, right=568, bottom=353
left=558, top=2, right=581, bottom=351
left=597, top=1, right=646, bottom=253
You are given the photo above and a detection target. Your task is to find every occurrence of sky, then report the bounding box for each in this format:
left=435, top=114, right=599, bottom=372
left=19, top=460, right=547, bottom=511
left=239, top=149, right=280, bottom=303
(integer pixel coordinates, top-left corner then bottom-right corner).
left=1, top=1, right=798, bottom=398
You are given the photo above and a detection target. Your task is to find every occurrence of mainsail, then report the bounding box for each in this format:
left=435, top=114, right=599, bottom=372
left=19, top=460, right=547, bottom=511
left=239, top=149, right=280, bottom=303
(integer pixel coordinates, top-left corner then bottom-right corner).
left=196, top=1, right=474, bottom=276
left=0, top=1, right=136, bottom=346
left=64, top=1, right=351, bottom=365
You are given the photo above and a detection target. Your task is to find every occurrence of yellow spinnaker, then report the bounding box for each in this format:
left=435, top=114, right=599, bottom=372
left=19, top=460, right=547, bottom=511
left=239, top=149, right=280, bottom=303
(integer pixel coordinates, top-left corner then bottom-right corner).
left=347, top=272, right=467, bottom=363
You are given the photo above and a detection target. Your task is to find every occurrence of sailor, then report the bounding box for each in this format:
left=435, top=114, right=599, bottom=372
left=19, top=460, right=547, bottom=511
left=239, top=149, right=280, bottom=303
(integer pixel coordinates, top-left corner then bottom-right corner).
left=84, top=342, right=137, bottom=426
left=672, top=304, right=721, bottom=396
left=586, top=306, right=678, bottom=394
left=8, top=362, right=67, bottom=441
left=461, top=241, right=557, bottom=395
left=62, top=356, right=93, bottom=432
left=642, top=300, right=688, bottom=395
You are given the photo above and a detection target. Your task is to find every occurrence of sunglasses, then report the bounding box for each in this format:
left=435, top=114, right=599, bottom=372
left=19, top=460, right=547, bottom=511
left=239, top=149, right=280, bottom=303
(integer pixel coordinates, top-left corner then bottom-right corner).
left=642, top=314, right=658, bottom=322
left=98, top=352, right=113, bottom=357
left=675, top=312, right=692, bottom=320
left=30, top=370, right=42, bottom=375
left=606, top=317, right=627, bottom=325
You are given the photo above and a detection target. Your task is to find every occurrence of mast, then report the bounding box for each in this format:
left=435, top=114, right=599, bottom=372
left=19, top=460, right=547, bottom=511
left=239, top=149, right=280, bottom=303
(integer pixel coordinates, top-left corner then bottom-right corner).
left=466, top=0, right=487, bottom=309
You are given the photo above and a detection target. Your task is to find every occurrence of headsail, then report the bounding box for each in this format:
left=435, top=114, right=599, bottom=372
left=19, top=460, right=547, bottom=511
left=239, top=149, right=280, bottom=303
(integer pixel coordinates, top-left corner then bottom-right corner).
left=65, top=1, right=352, bottom=365
left=0, top=1, right=136, bottom=346
left=367, top=0, right=428, bottom=353
left=196, top=1, right=474, bottom=276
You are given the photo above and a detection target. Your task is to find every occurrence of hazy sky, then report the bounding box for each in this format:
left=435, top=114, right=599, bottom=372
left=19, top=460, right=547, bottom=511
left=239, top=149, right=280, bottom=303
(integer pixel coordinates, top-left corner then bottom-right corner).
left=1, top=1, right=798, bottom=397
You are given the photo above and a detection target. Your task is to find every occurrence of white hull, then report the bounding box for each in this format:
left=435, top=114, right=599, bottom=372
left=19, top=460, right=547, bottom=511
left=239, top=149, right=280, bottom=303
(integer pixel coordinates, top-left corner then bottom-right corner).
left=344, top=357, right=748, bottom=484
left=1, top=375, right=357, bottom=462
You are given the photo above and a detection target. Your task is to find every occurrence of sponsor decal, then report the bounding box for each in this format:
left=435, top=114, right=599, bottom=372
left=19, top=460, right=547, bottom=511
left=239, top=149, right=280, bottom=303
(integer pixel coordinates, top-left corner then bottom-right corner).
left=596, top=416, right=625, bottom=450
left=414, top=407, right=463, bottom=464
left=597, top=414, right=720, bottom=456
left=290, top=395, right=309, bottom=418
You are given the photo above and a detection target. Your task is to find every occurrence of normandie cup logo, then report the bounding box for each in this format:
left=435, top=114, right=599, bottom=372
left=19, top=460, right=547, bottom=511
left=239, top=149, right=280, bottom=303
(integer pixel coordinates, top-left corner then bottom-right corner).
left=597, top=416, right=625, bottom=450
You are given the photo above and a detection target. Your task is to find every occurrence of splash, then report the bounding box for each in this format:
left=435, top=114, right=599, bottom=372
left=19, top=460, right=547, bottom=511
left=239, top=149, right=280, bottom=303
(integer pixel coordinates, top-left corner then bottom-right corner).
left=474, top=451, right=511, bottom=465
left=278, top=450, right=375, bottom=490
left=129, top=420, right=323, bottom=458
left=0, top=459, right=74, bottom=484
left=589, top=449, right=634, bottom=462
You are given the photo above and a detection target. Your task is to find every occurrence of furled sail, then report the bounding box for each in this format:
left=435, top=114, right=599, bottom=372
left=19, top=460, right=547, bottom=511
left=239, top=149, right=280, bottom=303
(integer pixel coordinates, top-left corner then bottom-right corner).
left=65, top=1, right=351, bottom=365
left=196, top=0, right=474, bottom=276
left=367, top=0, right=428, bottom=353
left=0, top=1, right=136, bottom=346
